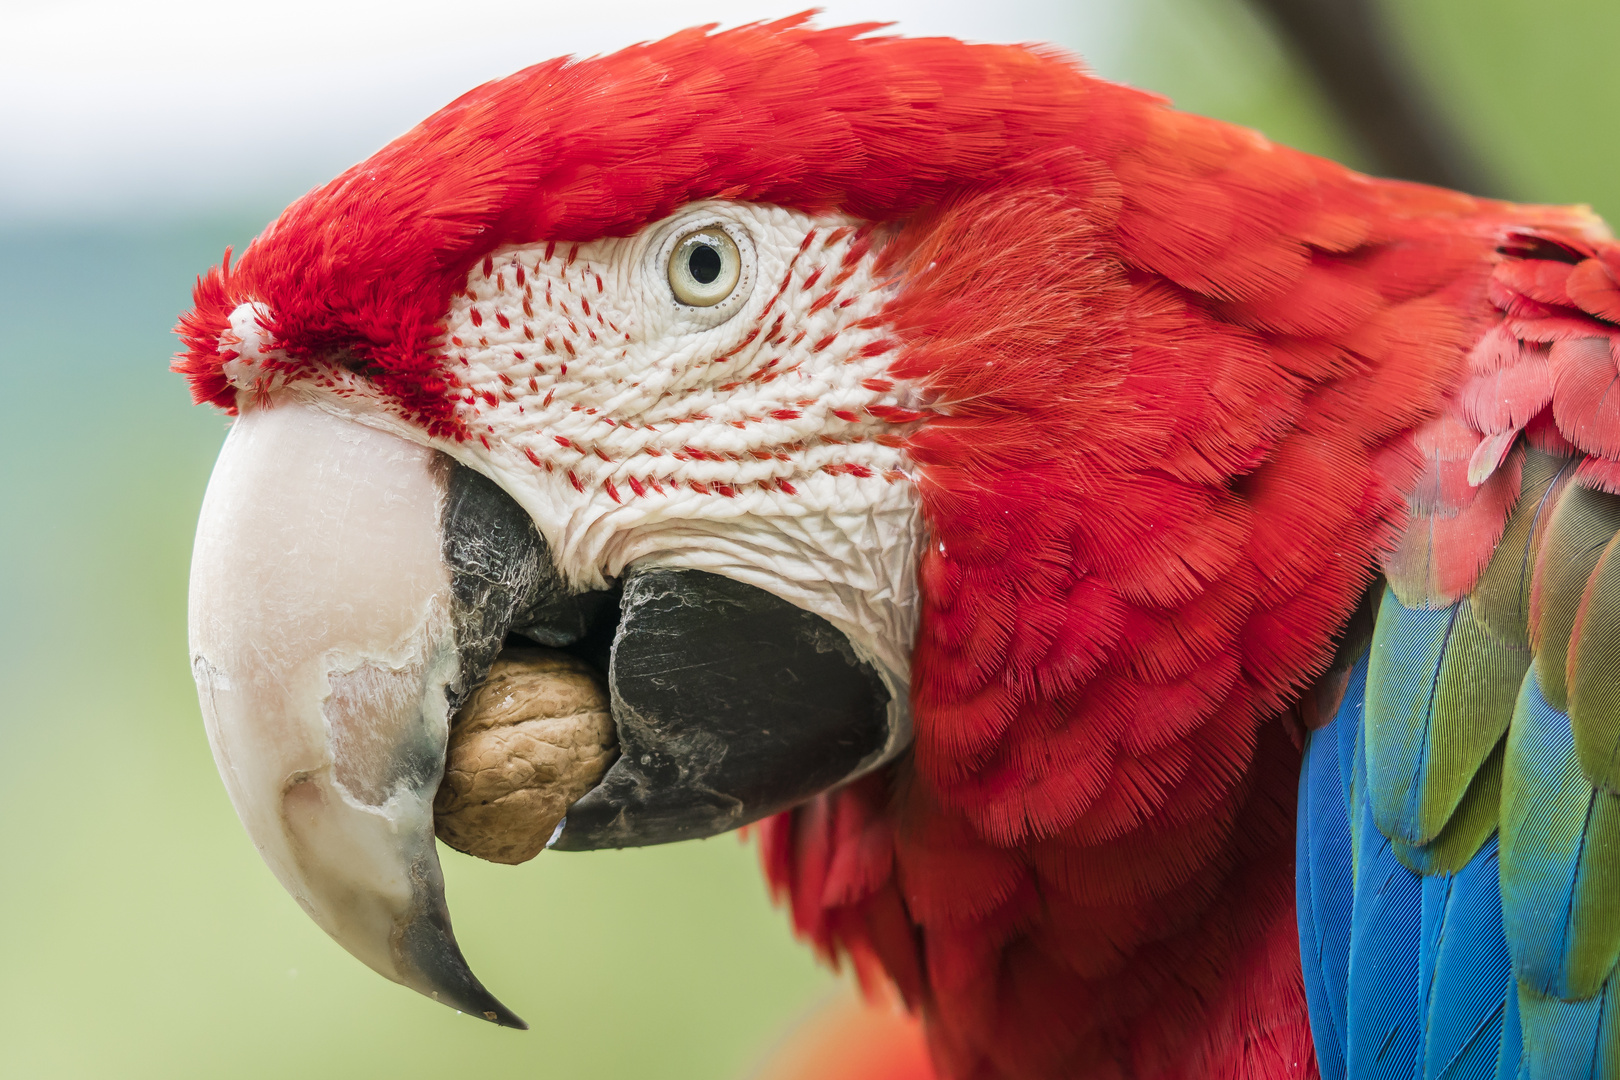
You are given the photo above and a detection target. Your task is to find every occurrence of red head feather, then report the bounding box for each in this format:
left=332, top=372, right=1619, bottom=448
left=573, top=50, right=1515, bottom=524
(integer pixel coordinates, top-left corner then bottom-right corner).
left=176, top=16, right=1093, bottom=437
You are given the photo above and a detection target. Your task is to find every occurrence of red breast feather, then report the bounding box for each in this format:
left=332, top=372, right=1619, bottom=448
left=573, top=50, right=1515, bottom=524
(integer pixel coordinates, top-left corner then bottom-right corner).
left=757, top=40, right=1609, bottom=1080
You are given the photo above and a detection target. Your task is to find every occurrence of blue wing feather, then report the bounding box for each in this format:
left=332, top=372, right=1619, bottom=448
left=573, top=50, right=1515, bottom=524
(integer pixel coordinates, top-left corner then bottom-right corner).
left=1516, top=982, right=1617, bottom=1079
left=1300, top=635, right=1516, bottom=1080
left=1346, top=740, right=1424, bottom=1078
left=1294, top=455, right=1620, bottom=1079
left=1420, top=837, right=1511, bottom=1080
left=1501, top=670, right=1595, bottom=1000
left=1298, top=656, right=1361, bottom=1080
left=1497, top=669, right=1620, bottom=1078
left=1497, top=980, right=1526, bottom=1080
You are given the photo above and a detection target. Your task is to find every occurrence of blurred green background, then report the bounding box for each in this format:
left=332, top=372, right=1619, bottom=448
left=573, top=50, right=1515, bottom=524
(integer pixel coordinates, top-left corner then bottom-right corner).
left=0, top=1, right=1615, bottom=1077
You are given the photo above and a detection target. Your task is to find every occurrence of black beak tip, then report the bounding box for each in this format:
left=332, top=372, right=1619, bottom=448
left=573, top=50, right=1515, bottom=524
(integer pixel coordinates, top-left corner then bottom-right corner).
left=428, top=982, right=528, bottom=1030
left=400, top=904, right=529, bottom=1031
left=475, top=1001, right=529, bottom=1030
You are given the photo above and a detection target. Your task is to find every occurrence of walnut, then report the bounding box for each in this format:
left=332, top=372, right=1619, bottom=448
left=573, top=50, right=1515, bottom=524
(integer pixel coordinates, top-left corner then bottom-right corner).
left=433, top=646, right=616, bottom=864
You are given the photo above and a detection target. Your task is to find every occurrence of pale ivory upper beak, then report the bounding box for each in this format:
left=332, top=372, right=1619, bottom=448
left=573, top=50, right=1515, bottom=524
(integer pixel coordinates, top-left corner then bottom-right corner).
left=188, top=399, right=524, bottom=1027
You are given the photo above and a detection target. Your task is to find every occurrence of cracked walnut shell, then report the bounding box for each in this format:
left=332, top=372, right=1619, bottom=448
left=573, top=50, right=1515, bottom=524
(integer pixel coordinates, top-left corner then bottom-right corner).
left=433, top=646, right=616, bottom=865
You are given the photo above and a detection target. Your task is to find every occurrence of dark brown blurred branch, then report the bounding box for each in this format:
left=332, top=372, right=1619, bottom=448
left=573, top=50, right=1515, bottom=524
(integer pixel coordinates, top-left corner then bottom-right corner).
left=1245, top=0, right=1499, bottom=194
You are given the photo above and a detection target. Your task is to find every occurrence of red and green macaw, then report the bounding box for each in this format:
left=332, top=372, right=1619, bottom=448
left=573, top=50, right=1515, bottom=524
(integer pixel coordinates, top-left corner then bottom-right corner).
left=176, top=18, right=1620, bottom=1079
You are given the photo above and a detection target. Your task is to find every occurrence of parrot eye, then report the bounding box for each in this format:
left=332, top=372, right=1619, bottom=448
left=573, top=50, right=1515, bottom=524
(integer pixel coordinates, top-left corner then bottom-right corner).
left=667, top=228, right=742, bottom=306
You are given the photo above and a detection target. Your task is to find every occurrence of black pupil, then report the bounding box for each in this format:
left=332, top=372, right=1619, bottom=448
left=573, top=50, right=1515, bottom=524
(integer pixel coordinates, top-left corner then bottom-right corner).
left=688, top=243, right=722, bottom=285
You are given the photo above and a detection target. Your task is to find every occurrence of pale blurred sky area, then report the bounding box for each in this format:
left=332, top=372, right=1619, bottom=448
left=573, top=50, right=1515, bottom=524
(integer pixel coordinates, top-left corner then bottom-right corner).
left=8, top=2, right=1620, bottom=223
left=0, top=0, right=1143, bottom=224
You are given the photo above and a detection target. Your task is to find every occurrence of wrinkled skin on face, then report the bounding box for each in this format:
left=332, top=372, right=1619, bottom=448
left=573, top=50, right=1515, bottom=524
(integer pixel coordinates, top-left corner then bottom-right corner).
left=223, top=201, right=925, bottom=701
left=438, top=201, right=926, bottom=685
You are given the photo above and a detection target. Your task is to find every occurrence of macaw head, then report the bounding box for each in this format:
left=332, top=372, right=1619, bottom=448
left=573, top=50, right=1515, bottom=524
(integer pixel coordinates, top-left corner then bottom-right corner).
left=178, top=18, right=1105, bottom=1024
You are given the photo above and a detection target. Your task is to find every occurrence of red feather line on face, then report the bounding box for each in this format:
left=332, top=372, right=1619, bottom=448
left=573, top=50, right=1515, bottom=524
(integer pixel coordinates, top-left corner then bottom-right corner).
left=175, top=18, right=1620, bottom=1080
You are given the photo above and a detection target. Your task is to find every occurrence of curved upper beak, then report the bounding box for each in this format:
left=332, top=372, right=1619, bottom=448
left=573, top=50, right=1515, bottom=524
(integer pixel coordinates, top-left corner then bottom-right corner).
left=188, top=399, right=525, bottom=1027
left=187, top=397, right=904, bottom=1026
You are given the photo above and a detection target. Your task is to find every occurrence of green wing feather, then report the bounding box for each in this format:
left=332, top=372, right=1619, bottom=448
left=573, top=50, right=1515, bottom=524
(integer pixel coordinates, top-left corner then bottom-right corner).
left=1361, top=447, right=1620, bottom=1073
left=1364, top=453, right=1564, bottom=873
left=1567, top=532, right=1620, bottom=793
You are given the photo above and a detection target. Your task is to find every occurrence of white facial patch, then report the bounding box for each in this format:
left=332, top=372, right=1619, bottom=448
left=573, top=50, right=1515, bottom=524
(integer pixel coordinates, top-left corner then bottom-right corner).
left=436, top=202, right=927, bottom=736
